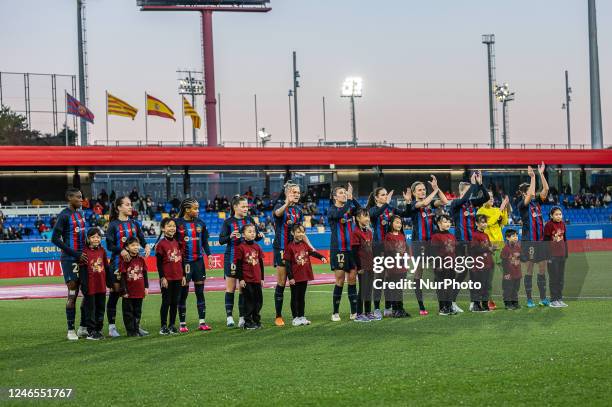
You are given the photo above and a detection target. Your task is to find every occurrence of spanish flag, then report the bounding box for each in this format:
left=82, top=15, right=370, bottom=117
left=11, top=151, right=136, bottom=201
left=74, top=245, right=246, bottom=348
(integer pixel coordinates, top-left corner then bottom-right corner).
left=182, top=96, right=201, bottom=129
left=146, top=94, right=175, bottom=121
left=107, top=92, right=138, bottom=120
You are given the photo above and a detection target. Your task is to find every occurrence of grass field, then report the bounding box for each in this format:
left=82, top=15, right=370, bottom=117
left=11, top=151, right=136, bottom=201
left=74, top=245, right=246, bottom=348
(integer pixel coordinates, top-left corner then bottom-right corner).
left=1, top=252, right=611, bottom=406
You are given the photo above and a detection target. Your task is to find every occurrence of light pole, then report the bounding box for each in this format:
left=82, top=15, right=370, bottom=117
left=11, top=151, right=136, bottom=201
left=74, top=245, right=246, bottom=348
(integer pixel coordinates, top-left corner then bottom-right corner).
left=561, top=70, right=572, bottom=148
left=288, top=90, right=293, bottom=145
left=494, top=83, right=515, bottom=149
left=292, top=51, right=300, bottom=145
left=341, top=77, right=363, bottom=146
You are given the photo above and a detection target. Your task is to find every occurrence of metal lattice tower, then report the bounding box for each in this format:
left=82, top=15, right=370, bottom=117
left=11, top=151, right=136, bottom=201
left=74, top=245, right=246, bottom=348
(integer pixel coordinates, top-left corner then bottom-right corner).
left=482, top=34, right=499, bottom=148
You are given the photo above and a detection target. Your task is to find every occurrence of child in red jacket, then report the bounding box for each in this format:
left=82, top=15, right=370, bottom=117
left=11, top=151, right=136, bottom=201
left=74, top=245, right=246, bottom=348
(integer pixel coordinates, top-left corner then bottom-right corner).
left=430, top=214, right=457, bottom=316
left=236, top=224, right=265, bottom=330
left=469, top=215, right=494, bottom=312
left=501, top=229, right=522, bottom=310
left=80, top=228, right=109, bottom=340
left=284, top=224, right=327, bottom=326
left=544, top=207, right=568, bottom=308
left=120, top=237, right=149, bottom=337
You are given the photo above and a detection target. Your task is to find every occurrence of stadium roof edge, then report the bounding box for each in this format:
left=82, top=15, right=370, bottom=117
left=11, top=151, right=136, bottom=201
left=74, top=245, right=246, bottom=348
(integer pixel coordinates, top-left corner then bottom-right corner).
left=0, top=146, right=611, bottom=167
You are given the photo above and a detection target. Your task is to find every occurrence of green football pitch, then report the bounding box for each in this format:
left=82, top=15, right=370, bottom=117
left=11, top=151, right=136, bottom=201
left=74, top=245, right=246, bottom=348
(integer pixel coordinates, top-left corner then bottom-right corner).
left=1, top=252, right=611, bottom=405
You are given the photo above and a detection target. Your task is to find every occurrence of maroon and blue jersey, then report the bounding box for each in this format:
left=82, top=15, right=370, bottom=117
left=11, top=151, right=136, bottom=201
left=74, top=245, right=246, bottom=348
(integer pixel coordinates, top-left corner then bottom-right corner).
left=449, top=183, right=488, bottom=241
left=219, top=216, right=261, bottom=264
left=175, top=218, right=211, bottom=263
left=369, top=203, right=413, bottom=242
left=273, top=201, right=304, bottom=250
left=410, top=201, right=436, bottom=242
left=106, top=218, right=147, bottom=271
left=518, top=195, right=545, bottom=241
left=51, top=207, right=87, bottom=261
left=328, top=199, right=361, bottom=251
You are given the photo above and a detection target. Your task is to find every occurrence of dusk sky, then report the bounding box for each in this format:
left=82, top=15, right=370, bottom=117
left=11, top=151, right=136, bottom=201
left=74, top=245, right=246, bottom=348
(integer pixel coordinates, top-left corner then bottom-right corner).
left=0, top=0, right=610, bottom=147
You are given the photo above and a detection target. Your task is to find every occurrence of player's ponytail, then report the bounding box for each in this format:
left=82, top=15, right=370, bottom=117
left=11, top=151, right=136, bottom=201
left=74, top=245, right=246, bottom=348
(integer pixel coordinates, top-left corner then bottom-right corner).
left=178, top=198, right=198, bottom=219
left=366, top=187, right=385, bottom=210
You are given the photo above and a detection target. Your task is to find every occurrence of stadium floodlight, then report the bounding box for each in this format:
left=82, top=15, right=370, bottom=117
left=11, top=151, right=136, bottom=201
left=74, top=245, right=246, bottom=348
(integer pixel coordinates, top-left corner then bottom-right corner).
left=494, top=82, right=515, bottom=149
left=341, top=77, right=362, bottom=146
left=341, top=77, right=363, bottom=98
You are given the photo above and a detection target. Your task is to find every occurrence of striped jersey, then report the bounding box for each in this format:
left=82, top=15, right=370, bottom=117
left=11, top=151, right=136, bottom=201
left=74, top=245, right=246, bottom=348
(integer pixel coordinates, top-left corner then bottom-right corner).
left=273, top=201, right=304, bottom=250
left=106, top=218, right=146, bottom=271
left=219, top=215, right=260, bottom=265
left=449, top=184, right=489, bottom=242
left=369, top=203, right=413, bottom=242
left=328, top=199, right=361, bottom=251
left=175, top=217, right=211, bottom=263
left=518, top=196, right=545, bottom=241
left=410, top=201, right=436, bottom=242
left=51, top=207, right=87, bottom=261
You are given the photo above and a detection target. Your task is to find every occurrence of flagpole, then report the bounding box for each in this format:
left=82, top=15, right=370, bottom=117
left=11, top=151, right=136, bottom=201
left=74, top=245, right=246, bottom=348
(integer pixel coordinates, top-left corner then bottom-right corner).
left=64, top=90, right=68, bottom=146
left=145, top=92, right=148, bottom=145
left=105, top=91, right=109, bottom=145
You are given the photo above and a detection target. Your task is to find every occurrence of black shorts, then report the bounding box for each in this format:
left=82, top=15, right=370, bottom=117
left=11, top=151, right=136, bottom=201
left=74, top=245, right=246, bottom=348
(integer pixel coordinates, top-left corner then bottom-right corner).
left=330, top=250, right=356, bottom=272
left=273, top=248, right=286, bottom=268
left=61, top=260, right=80, bottom=283
left=520, top=241, right=547, bottom=263
left=184, top=259, right=206, bottom=283
left=223, top=255, right=237, bottom=279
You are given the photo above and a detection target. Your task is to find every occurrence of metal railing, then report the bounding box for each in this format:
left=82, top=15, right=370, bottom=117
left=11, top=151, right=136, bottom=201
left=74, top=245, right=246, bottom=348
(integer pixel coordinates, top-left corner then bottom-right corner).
left=93, top=140, right=611, bottom=149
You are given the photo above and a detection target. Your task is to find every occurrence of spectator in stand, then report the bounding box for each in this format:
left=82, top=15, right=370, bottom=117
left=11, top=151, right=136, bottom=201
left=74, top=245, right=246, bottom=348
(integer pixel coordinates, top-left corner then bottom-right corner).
left=129, top=187, right=139, bottom=204
left=603, top=191, right=611, bottom=207
left=145, top=195, right=154, bottom=220
left=82, top=197, right=91, bottom=209
left=245, top=186, right=254, bottom=199
left=221, top=196, right=229, bottom=211
left=99, top=189, right=109, bottom=204
left=1, top=196, right=11, bottom=206
left=170, top=196, right=181, bottom=210
left=31, top=197, right=44, bottom=206
left=50, top=215, right=57, bottom=229
left=93, top=202, right=104, bottom=216
left=109, top=190, right=116, bottom=203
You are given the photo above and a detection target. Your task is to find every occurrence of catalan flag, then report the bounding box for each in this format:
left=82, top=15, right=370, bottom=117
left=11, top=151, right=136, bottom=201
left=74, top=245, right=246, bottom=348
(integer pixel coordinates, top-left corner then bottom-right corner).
left=66, top=93, right=94, bottom=123
left=182, top=96, right=201, bottom=129
left=146, top=94, right=175, bottom=121
left=107, top=92, right=138, bottom=120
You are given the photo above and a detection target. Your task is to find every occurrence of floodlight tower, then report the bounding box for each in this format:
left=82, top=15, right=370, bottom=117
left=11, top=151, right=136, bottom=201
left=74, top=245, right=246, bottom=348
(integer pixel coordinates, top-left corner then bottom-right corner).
left=137, top=1, right=272, bottom=147
left=341, top=77, right=363, bottom=146
left=494, top=83, right=515, bottom=149
left=482, top=34, right=498, bottom=148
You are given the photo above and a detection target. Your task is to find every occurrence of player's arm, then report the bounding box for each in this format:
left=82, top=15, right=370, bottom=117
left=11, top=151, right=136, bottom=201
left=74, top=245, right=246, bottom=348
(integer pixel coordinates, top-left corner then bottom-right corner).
left=51, top=214, right=79, bottom=258
left=524, top=166, right=536, bottom=206
left=105, top=223, right=122, bottom=255
left=254, top=220, right=265, bottom=242
left=201, top=222, right=211, bottom=256
left=537, top=162, right=549, bottom=202
left=273, top=201, right=288, bottom=218
left=219, top=220, right=232, bottom=245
